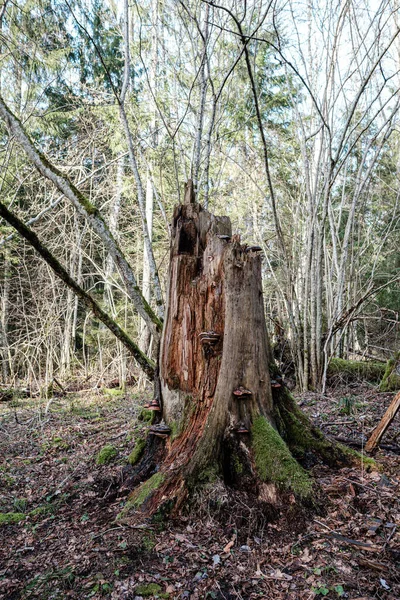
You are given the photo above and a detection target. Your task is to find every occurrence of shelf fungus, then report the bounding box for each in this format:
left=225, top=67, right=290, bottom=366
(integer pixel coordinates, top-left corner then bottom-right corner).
left=199, top=331, right=220, bottom=346
left=233, top=386, right=252, bottom=398
left=270, top=378, right=282, bottom=389
left=236, top=422, right=249, bottom=434
left=245, top=245, right=263, bottom=253
left=148, top=399, right=162, bottom=411
left=149, top=422, right=171, bottom=438
left=217, top=234, right=231, bottom=241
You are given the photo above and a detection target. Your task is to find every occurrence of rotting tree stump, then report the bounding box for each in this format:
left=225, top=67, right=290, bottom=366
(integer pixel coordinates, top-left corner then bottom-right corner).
left=122, top=185, right=357, bottom=521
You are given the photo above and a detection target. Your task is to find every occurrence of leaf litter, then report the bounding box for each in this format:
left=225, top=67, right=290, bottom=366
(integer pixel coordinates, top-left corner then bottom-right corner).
left=0, top=384, right=399, bottom=599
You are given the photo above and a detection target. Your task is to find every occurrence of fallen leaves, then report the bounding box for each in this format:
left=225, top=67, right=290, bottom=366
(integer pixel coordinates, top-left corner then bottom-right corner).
left=0, top=387, right=399, bottom=599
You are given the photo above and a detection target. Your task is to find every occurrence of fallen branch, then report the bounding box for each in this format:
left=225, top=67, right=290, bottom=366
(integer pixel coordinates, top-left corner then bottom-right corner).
left=366, top=391, right=400, bottom=453
left=332, top=435, right=400, bottom=455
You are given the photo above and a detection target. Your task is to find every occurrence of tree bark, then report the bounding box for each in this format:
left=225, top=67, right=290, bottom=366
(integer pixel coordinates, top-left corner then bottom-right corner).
left=123, top=195, right=353, bottom=520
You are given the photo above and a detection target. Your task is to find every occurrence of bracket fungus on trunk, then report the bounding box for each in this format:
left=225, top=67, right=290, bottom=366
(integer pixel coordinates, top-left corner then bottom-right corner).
left=148, top=399, right=161, bottom=412
left=245, top=245, right=263, bottom=253
left=233, top=386, right=252, bottom=399
left=199, top=331, right=220, bottom=346
left=236, top=422, right=250, bottom=434
left=149, top=423, right=171, bottom=439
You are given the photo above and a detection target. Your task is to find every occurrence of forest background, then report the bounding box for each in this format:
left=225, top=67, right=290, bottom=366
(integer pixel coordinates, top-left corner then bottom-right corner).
left=0, top=0, right=399, bottom=393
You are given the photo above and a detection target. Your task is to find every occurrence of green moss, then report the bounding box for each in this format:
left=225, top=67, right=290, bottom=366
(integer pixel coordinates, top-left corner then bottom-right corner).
left=141, top=533, right=156, bottom=551
left=117, top=472, right=165, bottom=518
left=252, top=416, right=313, bottom=498
left=139, top=408, right=154, bottom=423
left=131, top=472, right=165, bottom=507
left=169, top=420, right=179, bottom=440
left=29, top=506, right=48, bottom=518
left=233, top=455, right=244, bottom=475
left=96, top=445, right=118, bottom=465
left=345, top=448, right=377, bottom=470
left=380, top=355, right=400, bottom=391
left=128, top=438, right=146, bottom=465
left=197, top=466, right=218, bottom=484
left=42, top=436, right=70, bottom=452
left=134, top=583, right=163, bottom=597
left=328, top=358, right=385, bottom=383
left=274, top=388, right=356, bottom=467
left=0, top=512, right=25, bottom=525
left=103, top=387, right=125, bottom=397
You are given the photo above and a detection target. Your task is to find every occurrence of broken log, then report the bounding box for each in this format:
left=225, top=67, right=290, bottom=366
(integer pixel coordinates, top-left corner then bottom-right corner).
left=365, top=391, right=400, bottom=453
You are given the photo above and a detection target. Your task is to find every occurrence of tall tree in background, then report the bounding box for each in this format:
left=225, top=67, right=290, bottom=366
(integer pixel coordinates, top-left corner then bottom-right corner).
left=0, top=0, right=399, bottom=393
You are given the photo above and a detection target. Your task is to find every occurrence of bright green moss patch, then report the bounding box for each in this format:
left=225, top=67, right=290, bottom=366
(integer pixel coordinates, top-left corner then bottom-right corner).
left=130, top=472, right=165, bottom=507
left=134, top=583, right=163, bottom=597
left=128, top=438, right=146, bottom=465
left=0, top=512, right=25, bottom=525
left=117, top=472, right=165, bottom=519
left=328, top=358, right=385, bottom=383
left=139, top=408, right=154, bottom=423
left=380, top=355, right=400, bottom=391
left=252, top=416, right=313, bottom=498
left=96, top=445, right=118, bottom=465
left=103, top=387, right=125, bottom=398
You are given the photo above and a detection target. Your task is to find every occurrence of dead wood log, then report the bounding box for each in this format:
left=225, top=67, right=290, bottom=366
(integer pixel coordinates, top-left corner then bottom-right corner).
left=365, top=391, right=400, bottom=453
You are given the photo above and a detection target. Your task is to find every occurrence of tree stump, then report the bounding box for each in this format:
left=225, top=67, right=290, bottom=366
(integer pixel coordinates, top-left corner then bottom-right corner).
left=122, top=195, right=354, bottom=520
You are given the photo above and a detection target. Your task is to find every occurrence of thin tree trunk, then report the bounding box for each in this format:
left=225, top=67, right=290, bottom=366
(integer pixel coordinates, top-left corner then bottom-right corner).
left=0, top=250, right=11, bottom=380
left=0, top=94, right=162, bottom=338
left=119, top=0, right=164, bottom=320
left=140, top=171, right=154, bottom=353
left=104, top=156, right=124, bottom=308
left=0, top=201, right=155, bottom=379
left=192, top=3, right=209, bottom=194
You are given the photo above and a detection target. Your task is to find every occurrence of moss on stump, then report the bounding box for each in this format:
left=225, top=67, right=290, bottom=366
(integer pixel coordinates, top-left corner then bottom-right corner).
left=96, top=445, right=118, bottom=465
left=380, top=354, right=400, bottom=392
left=128, top=438, right=146, bottom=466
left=252, top=416, right=313, bottom=499
left=118, top=472, right=165, bottom=519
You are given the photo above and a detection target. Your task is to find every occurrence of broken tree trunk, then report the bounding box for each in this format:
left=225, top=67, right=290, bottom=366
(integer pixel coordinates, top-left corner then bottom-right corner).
left=123, top=192, right=355, bottom=520
left=365, top=391, right=400, bottom=453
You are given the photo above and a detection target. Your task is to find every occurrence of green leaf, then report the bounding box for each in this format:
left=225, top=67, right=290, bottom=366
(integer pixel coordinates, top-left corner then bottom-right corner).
left=334, top=585, right=345, bottom=597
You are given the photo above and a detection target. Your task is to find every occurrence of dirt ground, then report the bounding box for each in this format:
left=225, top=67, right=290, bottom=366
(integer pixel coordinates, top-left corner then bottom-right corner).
left=0, top=382, right=399, bottom=600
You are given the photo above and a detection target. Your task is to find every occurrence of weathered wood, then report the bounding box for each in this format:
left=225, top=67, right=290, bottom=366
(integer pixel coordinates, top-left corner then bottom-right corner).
left=125, top=198, right=354, bottom=519
left=365, top=391, right=400, bottom=453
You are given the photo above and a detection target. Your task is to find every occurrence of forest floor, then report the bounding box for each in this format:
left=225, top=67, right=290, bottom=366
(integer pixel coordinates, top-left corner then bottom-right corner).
left=0, top=382, right=399, bottom=600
